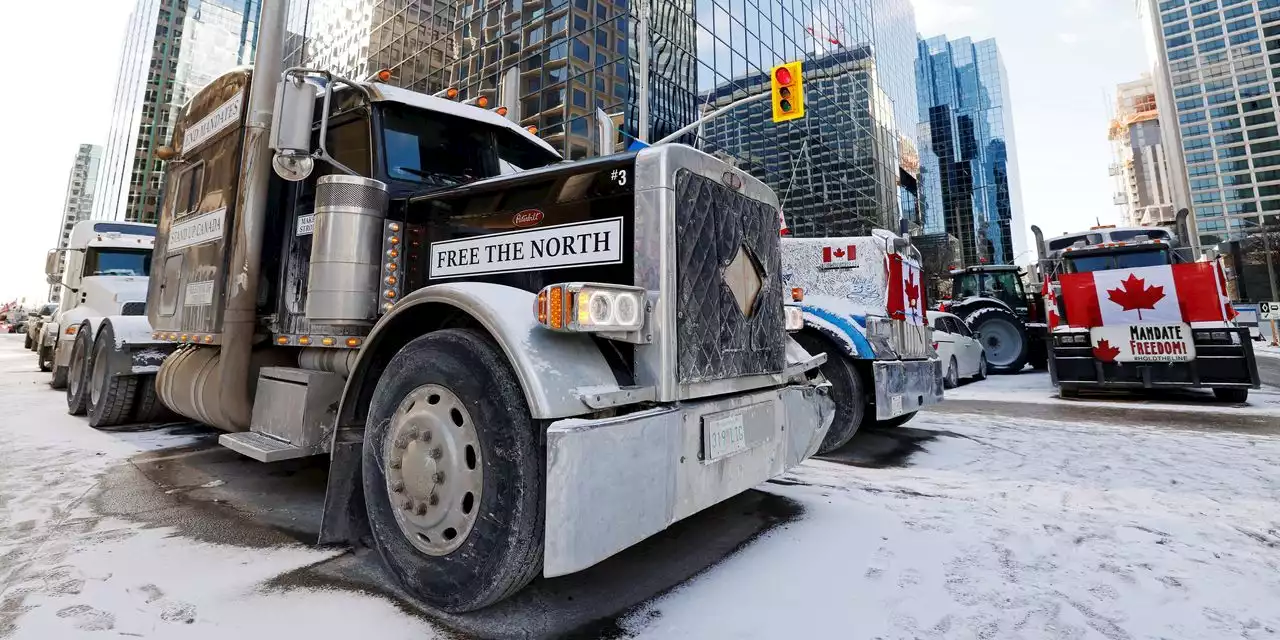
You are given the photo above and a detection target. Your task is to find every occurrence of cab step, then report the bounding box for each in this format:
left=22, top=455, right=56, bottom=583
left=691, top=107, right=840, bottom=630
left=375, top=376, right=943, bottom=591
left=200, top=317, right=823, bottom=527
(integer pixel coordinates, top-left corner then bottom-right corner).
left=218, top=431, right=326, bottom=462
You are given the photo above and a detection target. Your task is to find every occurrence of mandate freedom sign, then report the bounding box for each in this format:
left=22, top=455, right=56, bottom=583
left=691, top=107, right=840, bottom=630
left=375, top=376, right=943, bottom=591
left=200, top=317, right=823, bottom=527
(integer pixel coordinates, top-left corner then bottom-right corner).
left=429, top=217, right=624, bottom=279
left=169, top=208, right=226, bottom=251
left=1089, top=323, right=1195, bottom=363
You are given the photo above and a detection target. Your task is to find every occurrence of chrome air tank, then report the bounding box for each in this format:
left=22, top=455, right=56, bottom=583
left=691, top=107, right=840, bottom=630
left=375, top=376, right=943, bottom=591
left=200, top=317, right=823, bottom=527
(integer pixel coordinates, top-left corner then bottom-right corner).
left=305, top=175, right=390, bottom=325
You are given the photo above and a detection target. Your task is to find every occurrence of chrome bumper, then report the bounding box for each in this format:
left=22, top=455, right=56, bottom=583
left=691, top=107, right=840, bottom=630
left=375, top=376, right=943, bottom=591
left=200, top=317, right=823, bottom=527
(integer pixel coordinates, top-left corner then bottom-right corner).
left=543, top=382, right=834, bottom=577
left=872, top=357, right=944, bottom=420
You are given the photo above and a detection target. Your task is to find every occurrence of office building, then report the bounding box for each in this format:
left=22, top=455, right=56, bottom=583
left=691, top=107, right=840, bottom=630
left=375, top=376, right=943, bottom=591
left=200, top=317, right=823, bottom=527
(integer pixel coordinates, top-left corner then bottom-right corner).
left=1140, top=0, right=1280, bottom=248
left=1109, top=74, right=1178, bottom=227
left=94, top=0, right=260, bottom=224
left=284, top=0, right=922, bottom=221
left=916, top=35, right=1026, bottom=266
left=50, top=144, right=103, bottom=303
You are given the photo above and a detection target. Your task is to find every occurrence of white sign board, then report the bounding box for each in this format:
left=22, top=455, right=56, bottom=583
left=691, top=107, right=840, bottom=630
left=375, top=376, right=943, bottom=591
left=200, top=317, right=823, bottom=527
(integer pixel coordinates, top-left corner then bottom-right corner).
left=296, top=213, right=315, bottom=236
left=184, top=281, right=214, bottom=306
left=1261, top=301, right=1280, bottom=321
left=169, top=208, right=226, bottom=251
left=1089, top=323, right=1195, bottom=363
left=428, top=217, right=624, bottom=280
left=182, top=94, right=243, bottom=152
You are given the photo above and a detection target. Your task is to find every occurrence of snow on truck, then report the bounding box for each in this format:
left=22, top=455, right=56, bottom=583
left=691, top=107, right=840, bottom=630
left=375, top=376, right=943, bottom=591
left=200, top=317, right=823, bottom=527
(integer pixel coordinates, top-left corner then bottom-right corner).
left=39, top=220, right=173, bottom=425
left=780, top=230, right=944, bottom=453
left=84, top=0, right=835, bottom=613
left=1039, top=227, right=1260, bottom=400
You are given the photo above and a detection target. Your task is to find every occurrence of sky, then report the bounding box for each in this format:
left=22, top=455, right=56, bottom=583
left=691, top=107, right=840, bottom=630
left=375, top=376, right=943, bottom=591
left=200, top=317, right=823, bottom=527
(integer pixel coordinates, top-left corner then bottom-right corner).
left=0, top=0, right=1150, bottom=302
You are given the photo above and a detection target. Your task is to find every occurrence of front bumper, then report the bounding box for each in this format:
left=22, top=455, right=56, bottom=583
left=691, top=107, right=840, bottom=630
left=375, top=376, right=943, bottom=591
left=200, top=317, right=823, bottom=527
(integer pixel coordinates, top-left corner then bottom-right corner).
left=543, top=382, right=834, bottom=577
left=1050, top=332, right=1260, bottom=390
left=873, top=357, right=944, bottom=419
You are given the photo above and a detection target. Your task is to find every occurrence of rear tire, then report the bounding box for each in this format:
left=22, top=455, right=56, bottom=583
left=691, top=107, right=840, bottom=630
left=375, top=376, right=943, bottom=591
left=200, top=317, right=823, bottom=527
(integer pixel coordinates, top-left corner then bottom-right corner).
left=66, top=327, right=93, bottom=416
left=38, top=345, right=53, bottom=373
left=974, top=354, right=988, bottom=380
left=1027, top=337, right=1048, bottom=370
left=793, top=332, right=866, bottom=454
left=872, top=412, right=918, bottom=429
left=23, top=334, right=33, bottom=350
left=363, top=329, right=543, bottom=613
left=133, top=376, right=172, bottom=423
left=1213, top=387, right=1249, bottom=403
left=965, top=306, right=1029, bottom=375
left=86, top=323, right=139, bottom=428
left=943, top=357, right=959, bottom=389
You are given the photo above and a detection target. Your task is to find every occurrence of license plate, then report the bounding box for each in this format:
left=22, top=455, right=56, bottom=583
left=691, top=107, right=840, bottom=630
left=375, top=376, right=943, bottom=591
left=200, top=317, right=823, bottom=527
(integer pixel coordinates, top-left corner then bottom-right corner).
left=1089, top=323, right=1195, bottom=363
left=703, top=413, right=747, bottom=463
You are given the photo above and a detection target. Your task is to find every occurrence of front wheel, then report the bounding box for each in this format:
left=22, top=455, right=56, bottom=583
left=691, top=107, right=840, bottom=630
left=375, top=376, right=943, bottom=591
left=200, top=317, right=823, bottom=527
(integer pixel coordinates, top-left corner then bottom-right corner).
left=363, top=329, right=543, bottom=613
left=793, top=333, right=866, bottom=454
left=1213, top=387, right=1249, bottom=403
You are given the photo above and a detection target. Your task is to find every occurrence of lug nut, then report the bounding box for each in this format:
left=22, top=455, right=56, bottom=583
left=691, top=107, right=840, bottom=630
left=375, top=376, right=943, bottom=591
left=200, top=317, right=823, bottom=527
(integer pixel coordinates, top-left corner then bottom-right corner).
left=389, top=456, right=402, bottom=470
left=415, top=503, right=428, bottom=515
left=421, top=430, right=433, bottom=442
left=430, top=447, right=443, bottom=460
left=429, top=494, right=439, bottom=506
left=394, top=435, right=410, bottom=449
left=402, top=499, right=413, bottom=511
left=432, top=472, right=445, bottom=483
left=391, top=480, right=405, bottom=493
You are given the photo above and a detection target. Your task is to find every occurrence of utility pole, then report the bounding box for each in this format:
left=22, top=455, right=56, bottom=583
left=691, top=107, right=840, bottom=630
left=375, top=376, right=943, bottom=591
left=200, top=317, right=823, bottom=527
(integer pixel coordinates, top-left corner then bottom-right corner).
left=1262, top=227, right=1279, bottom=345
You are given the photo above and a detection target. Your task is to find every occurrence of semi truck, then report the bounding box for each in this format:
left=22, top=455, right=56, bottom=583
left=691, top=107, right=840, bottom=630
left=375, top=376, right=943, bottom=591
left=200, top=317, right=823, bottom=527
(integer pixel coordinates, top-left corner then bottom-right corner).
left=96, top=0, right=835, bottom=613
left=1040, top=228, right=1260, bottom=400
left=781, top=231, right=943, bottom=453
left=39, top=219, right=172, bottom=426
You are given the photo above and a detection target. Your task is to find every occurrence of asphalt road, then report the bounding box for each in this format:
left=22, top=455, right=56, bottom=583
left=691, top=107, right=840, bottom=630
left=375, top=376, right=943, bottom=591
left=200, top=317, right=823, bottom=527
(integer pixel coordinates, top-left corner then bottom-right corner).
left=1255, top=351, right=1280, bottom=388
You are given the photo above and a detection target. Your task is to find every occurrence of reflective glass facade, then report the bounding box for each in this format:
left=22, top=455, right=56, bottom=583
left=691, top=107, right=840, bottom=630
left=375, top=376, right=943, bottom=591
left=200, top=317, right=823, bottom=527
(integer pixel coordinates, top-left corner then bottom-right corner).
left=916, top=35, right=1026, bottom=266
left=95, top=0, right=260, bottom=224
left=1141, top=0, right=1280, bottom=247
left=51, top=144, right=103, bottom=302
left=285, top=0, right=921, bottom=230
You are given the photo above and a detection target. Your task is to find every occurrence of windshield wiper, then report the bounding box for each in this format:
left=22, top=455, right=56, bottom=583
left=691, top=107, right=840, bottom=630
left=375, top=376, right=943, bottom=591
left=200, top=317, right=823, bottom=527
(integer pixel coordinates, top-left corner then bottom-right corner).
left=394, top=166, right=471, bottom=185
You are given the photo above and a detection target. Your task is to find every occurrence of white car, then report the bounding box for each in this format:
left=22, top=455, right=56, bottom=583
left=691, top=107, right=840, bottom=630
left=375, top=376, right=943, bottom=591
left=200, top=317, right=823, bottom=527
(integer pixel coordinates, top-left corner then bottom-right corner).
left=932, top=311, right=987, bottom=388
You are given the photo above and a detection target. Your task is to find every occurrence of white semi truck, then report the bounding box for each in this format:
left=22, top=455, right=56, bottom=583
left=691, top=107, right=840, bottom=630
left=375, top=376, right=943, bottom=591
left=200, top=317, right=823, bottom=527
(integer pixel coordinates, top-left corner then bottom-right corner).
left=40, top=219, right=172, bottom=426
left=78, top=0, right=836, bottom=613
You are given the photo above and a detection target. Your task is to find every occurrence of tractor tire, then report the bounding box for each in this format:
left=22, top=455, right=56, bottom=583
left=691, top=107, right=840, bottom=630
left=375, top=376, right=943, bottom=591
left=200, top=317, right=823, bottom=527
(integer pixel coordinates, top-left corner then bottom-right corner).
left=362, top=329, right=543, bottom=613
left=964, top=306, right=1030, bottom=375
left=133, top=376, right=173, bottom=424
left=793, top=332, right=866, bottom=454
left=86, top=323, right=140, bottom=428
left=1213, top=387, right=1249, bottom=403
left=66, top=326, right=93, bottom=416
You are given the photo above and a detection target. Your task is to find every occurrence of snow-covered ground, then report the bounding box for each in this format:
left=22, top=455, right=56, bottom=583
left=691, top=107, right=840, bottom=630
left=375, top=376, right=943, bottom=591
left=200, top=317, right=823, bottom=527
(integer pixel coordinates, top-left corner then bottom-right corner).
left=1257, top=341, right=1280, bottom=360
left=945, top=369, right=1280, bottom=416
left=3, top=334, right=1280, bottom=639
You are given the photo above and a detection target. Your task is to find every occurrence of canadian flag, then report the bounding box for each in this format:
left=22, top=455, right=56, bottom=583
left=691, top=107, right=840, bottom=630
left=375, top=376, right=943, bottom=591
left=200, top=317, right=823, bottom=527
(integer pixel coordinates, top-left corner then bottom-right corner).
left=1041, top=276, right=1060, bottom=327
left=1059, top=262, right=1228, bottom=328
left=1212, top=259, right=1239, bottom=321
left=887, top=253, right=926, bottom=326
left=822, top=244, right=856, bottom=263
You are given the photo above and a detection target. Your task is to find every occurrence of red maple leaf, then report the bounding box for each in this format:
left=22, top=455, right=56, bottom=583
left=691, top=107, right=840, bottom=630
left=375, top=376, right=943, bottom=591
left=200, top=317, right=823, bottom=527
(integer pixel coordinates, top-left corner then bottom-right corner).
left=1093, top=339, right=1121, bottom=363
left=905, top=271, right=920, bottom=309
left=833, top=248, right=845, bottom=258
left=1106, top=273, right=1165, bottom=321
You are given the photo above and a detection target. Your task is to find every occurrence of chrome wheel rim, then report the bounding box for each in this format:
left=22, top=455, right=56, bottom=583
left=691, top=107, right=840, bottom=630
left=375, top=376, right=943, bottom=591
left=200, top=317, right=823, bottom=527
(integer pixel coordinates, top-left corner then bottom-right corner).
left=384, top=384, right=483, bottom=556
left=980, top=319, right=1021, bottom=368
left=90, top=342, right=106, bottom=404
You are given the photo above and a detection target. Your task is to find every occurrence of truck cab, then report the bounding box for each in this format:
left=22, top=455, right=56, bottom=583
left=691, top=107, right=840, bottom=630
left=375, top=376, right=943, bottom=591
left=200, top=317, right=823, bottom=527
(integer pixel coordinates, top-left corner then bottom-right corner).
left=41, top=220, right=156, bottom=384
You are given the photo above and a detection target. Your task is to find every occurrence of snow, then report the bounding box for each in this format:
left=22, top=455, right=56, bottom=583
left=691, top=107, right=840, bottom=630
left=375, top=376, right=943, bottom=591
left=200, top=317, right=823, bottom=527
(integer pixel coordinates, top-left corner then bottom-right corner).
left=1256, top=342, right=1280, bottom=360
left=945, top=369, right=1280, bottom=416
left=620, top=412, right=1280, bottom=639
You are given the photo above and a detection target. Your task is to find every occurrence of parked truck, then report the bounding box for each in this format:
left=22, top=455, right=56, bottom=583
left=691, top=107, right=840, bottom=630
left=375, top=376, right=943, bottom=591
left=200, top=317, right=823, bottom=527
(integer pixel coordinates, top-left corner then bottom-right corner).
left=99, top=0, right=835, bottom=613
left=1041, top=228, right=1260, bottom=400
left=39, top=220, right=173, bottom=426
left=781, top=230, right=943, bottom=453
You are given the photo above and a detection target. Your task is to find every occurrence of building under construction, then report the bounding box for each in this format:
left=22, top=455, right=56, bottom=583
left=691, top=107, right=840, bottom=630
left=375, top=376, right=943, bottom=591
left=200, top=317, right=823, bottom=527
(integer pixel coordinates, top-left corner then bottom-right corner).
left=1108, top=74, right=1177, bottom=228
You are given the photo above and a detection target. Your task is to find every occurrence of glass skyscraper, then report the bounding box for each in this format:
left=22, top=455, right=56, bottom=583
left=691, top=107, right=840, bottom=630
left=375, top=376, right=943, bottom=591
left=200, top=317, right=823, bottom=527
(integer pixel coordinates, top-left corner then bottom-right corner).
left=51, top=144, right=103, bottom=302
left=94, top=0, right=260, bottom=224
left=1140, top=0, right=1280, bottom=248
left=916, top=35, right=1026, bottom=266
left=284, top=0, right=921, bottom=225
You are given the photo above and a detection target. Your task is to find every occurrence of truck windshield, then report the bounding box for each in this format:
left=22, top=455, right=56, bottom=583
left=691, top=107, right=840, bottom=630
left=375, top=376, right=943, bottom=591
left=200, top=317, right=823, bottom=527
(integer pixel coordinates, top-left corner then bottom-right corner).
left=1066, top=248, right=1169, bottom=273
left=84, top=248, right=151, bottom=277
left=383, top=106, right=494, bottom=186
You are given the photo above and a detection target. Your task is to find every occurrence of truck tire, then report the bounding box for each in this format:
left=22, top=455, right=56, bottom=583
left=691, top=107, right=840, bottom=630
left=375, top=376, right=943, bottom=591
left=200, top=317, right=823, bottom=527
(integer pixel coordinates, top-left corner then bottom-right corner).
left=793, top=332, right=865, bottom=454
left=1027, top=336, right=1048, bottom=370
left=38, top=345, right=54, bottom=373
left=66, top=327, right=93, bottom=416
left=86, top=324, right=139, bottom=428
left=965, top=306, right=1029, bottom=375
left=943, top=356, right=959, bottom=389
left=133, top=376, right=172, bottom=424
left=362, top=328, right=543, bottom=613
left=24, top=334, right=33, bottom=350
left=1213, top=387, right=1249, bottom=403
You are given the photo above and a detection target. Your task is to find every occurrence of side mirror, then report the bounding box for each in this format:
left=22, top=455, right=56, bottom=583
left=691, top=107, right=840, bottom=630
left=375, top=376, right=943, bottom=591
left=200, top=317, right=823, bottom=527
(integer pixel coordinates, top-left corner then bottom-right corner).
left=44, top=250, right=60, bottom=277
left=270, top=75, right=318, bottom=182
left=46, top=273, right=60, bottom=285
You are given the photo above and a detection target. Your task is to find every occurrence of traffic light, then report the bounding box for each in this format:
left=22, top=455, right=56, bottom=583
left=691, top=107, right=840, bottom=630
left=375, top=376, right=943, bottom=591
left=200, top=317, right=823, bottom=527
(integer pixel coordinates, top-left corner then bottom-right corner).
left=770, top=61, right=804, bottom=123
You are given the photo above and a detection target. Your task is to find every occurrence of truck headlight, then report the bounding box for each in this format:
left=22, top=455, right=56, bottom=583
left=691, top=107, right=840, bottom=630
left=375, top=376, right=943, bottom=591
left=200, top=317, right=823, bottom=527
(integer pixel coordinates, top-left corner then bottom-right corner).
left=536, top=283, right=645, bottom=333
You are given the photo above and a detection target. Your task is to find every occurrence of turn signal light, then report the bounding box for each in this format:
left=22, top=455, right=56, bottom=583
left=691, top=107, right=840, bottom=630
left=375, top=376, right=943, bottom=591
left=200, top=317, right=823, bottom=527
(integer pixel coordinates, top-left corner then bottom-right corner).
left=376, top=69, right=393, bottom=82
left=276, top=336, right=290, bottom=345
left=203, top=335, right=214, bottom=344
left=791, top=287, right=804, bottom=302
left=321, top=337, right=336, bottom=346
left=535, top=282, right=645, bottom=333
left=346, top=337, right=362, bottom=348
left=446, top=87, right=459, bottom=99
left=496, top=106, right=508, bottom=116
left=527, top=125, right=538, bottom=134
left=298, top=336, right=312, bottom=345
left=477, top=96, right=489, bottom=108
